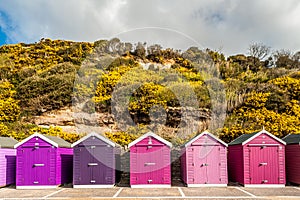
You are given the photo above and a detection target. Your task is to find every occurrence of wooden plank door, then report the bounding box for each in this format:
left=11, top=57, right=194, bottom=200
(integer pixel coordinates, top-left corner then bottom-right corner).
left=78, top=146, right=93, bottom=185
left=194, top=146, right=208, bottom=184
left=250, top=146, right=279, bottom=184
left=263, top=146, right=279, bottom=184
left=149, top=146, right=164, bottom=184
left=92, top=145, right=109, bottom=185
left=136, top=145, right=164, bottom=185
left=21, top=147, right=52, bottom=185
left=206, top=145, right=221, bottom=184
left=250, top=146, right=265, bottom=184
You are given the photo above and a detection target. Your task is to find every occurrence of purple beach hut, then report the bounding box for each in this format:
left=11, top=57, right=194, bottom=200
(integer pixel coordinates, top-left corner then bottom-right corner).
left=0, top=137, right=18, bottom=187
left=71, top=132, right=120, bottom=188
left=181, top=131, right=228, bottom=187
left=14, top=133, right=73, bottom=189
left=228, top=129, right=286, bottom=187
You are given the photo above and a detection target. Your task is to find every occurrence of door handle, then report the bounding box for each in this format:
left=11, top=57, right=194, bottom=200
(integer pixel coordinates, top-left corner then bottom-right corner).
left=33, top=181, right=39, bottom=184
left=260, top=162, right=267, bottom=166
left=90, top=180, right=96, bottom=183
left=88, top=163, right=98, bottom=166
left=34, top=163, right=44, bottom=167
left=145, top=163, right=156, bottom=166
left=148, top=180, right=153, bottom=183
left=262, top=180, right=268, bottom=183
left=202, top=163, right=209, bottom=166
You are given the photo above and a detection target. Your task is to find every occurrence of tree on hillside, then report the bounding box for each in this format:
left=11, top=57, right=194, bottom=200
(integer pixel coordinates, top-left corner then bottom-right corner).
left=248, top=43, right=271, bottom=60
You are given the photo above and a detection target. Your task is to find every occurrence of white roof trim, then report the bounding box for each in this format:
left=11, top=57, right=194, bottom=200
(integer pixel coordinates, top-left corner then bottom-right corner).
left=242, top=130, right=286, bottom=145
left=71, top=132, right=115, bottom=147
left=184, top=131, right=228, bottom=147
left=128, top=131, right=172, bottom=148
left=14, top=132, right=58, bottom=148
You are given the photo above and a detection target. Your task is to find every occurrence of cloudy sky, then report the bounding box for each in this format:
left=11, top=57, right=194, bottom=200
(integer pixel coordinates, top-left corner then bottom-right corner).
left=0, top=0, right=299, bottom=55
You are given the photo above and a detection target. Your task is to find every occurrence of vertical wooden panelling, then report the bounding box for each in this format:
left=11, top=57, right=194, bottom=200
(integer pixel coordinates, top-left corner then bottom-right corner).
left=187, top=147, right=194, bottom=184
left=228, top=145, right=244, bottom=184
left=0, top=149, right=16, bottom=186
left=58, top=147, right=73, bottom=185
left=286, top=144, right=300, bottom=184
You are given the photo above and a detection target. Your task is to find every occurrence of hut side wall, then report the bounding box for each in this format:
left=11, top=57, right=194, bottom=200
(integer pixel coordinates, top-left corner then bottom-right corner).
left=228, top=145, right=244, bottom=184
left=185, top=147, right=194, bottom=184
left=243, top=146, right=250, bottom=184
left=285, top=144, right=300, bottom=184
left=56, top=148, right=73, bottom=185
left=219, top=145, right=228, bottom=184
left=0, top=149, right=16, bottom=186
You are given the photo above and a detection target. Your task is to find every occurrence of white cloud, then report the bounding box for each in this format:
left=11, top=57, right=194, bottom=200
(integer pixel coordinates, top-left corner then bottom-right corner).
left=0, top=0, right=299, bottom=55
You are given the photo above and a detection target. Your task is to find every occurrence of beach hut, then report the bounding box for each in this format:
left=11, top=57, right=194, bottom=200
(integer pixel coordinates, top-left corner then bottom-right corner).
left=0, top=137, right=18, bottom=187
left=71, top=132, right=120, bottom=188
left=14, top=133, right=73, bottom=189
left=181, top=131, right=228, bottom=187
left=129, top=131, right=172, bottom=188
left=282, top=134, right=300, bottom=185
left=228, top=129, right=286, bottom=187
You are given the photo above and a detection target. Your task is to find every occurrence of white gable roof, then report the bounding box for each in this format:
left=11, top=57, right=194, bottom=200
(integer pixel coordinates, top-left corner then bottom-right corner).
left=184, top=130, right=228, bottom=147
left=128, top=131, right=172, bottom=148
left=14, top=132, right=59, bottom=148
left=71, top=132, right=116, bottom=147
left=242, top=129, right=286, bottom=145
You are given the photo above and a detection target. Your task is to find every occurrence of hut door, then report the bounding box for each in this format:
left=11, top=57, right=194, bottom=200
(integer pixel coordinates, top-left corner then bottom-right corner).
left=149, top=146, right=164, bottom=184
left=250, top=146, right=279, bottom=184
left=194, top=145, right=221, bottom=184
left=206, top=145, right=221, bottom=184
left=78, top=146, right=93, bottom=185
left=78, top=145, right=110, bottom=185
left=21, top=147, right=53, bottom=185
left=195, top=145, right=209, bottom=184
left=136, top=144, right=164, bottom=184
left=91, top=145, right=110, bottom=185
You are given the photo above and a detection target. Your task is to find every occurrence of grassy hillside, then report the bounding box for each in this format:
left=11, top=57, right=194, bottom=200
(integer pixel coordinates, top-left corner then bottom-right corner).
left=0, top=38, right=299, bottom=145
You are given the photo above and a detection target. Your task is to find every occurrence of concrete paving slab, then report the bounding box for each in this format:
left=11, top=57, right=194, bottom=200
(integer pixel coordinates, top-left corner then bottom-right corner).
left=0, top=188, right=58, bottom=198
left=181, top=187, right=248, bottom=197
left=50, top=188, right=119, bottom=198
left=118, top=188, right=181, bottom=197
left=242, top=187, right=300, bottom=197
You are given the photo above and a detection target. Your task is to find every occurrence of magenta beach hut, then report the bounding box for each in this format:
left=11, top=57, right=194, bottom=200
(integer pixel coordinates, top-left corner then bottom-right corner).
left=181, top=131, right=228, bottom=187
left=228, top=129, right=286, bottom=187
left=282, top=134, right=300, bottom=185
left=14, top=133, right=73, bottom=189
left=72, top=132, right=120, bottom=188
left=0, top=137, right=18, bottom=187
left=129, top=131, right=172, bottom=188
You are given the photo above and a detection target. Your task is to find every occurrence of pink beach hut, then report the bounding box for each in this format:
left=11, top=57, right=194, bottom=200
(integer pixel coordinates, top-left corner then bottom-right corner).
left=129, top=131, right=172, bottom=188
left=282, top=134, right=300, bottom=185
left=228, top=129, right=286, bottom=187
left=0, top=137, right=18, bottom=187
left=181, top=131, right=228, bottom=187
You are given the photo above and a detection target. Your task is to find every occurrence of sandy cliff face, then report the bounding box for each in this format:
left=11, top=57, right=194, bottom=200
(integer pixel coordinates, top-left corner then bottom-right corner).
left=30, top=106, right=211, bottom=135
